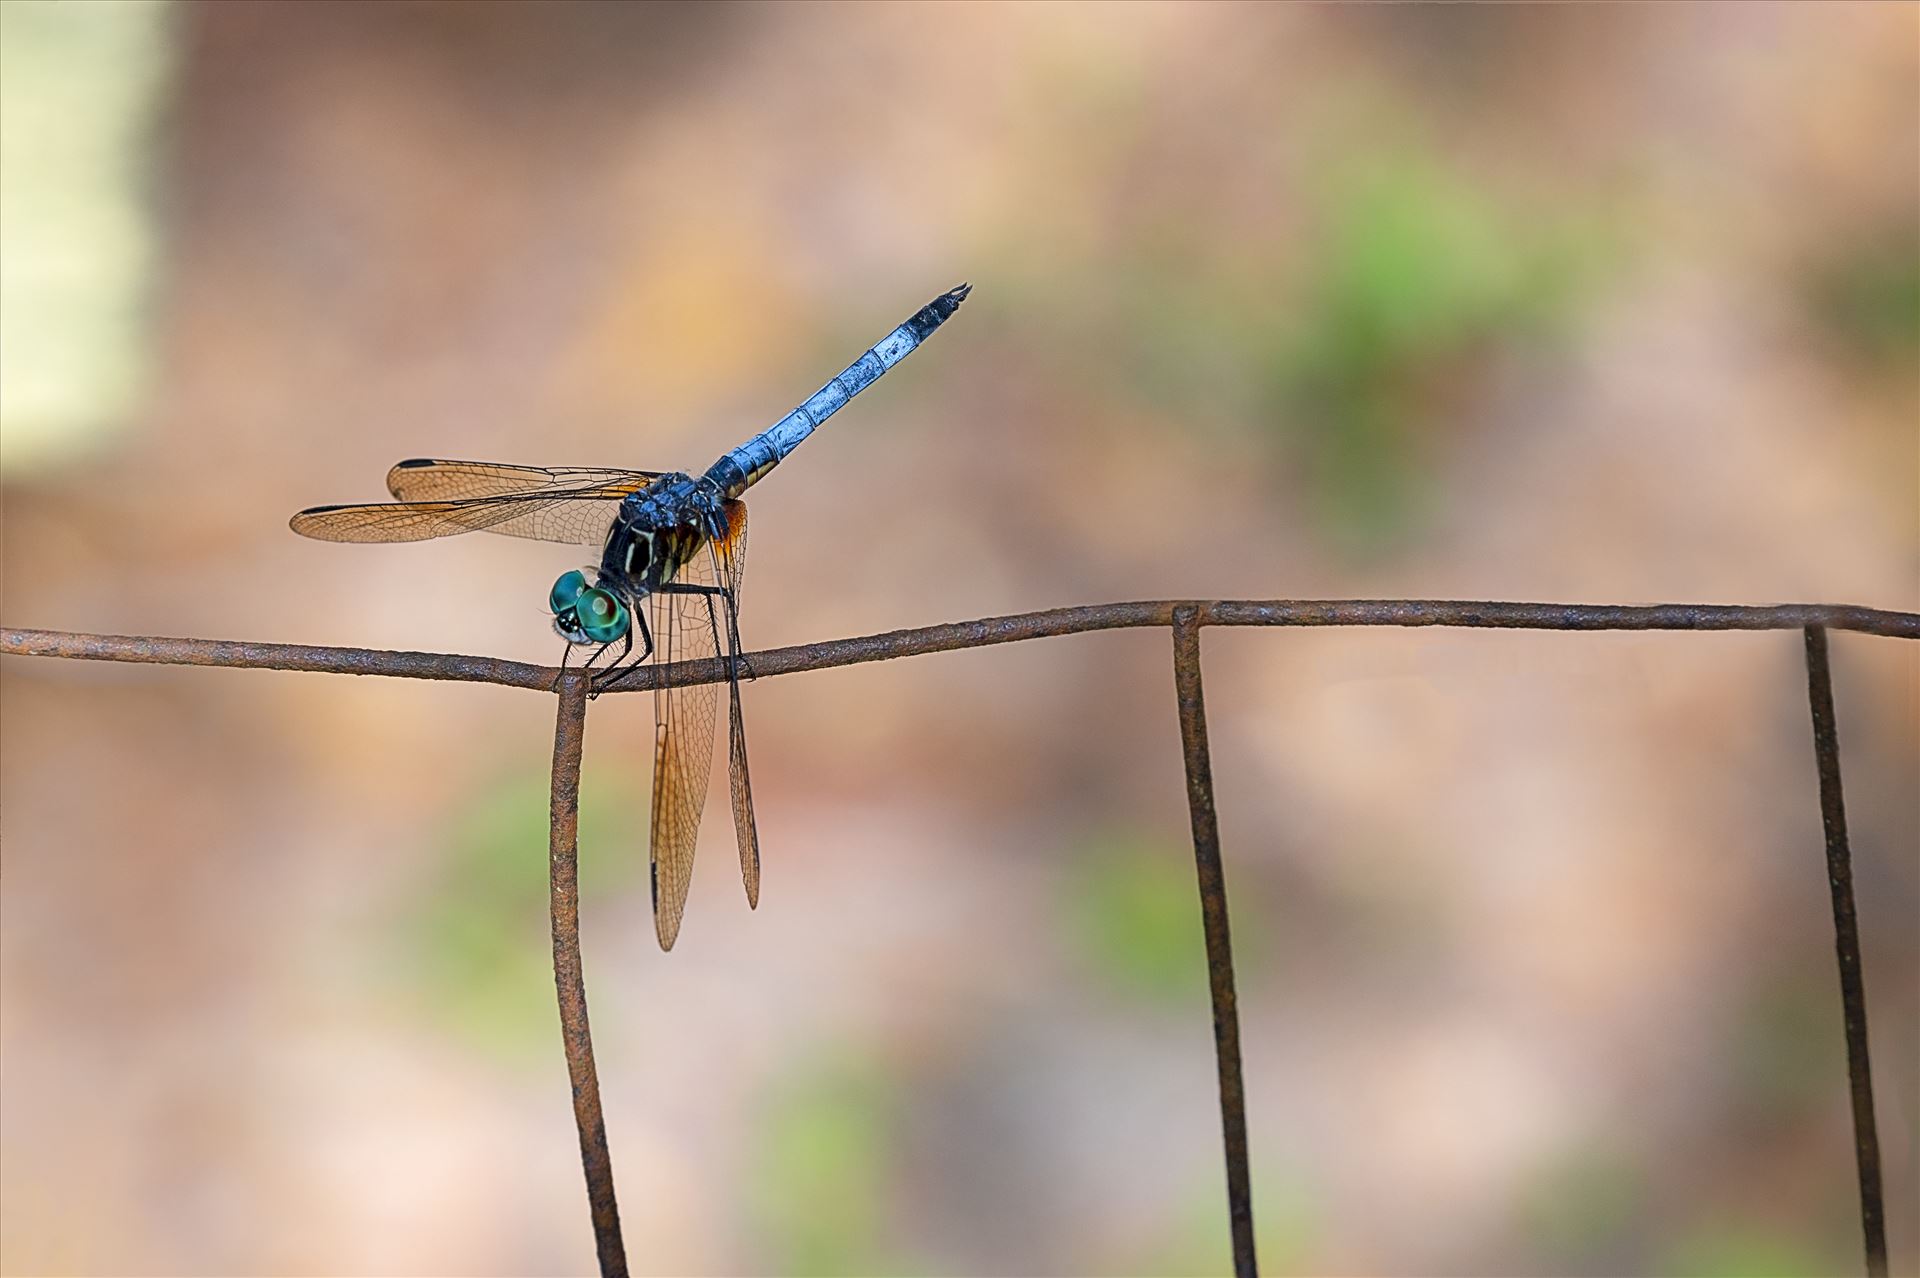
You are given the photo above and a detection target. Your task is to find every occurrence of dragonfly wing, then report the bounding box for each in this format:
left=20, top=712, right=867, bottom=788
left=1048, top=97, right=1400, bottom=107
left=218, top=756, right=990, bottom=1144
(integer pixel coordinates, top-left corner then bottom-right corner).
left=646, top=553, right=723, bottom=951
left=711, top=499, right=760, bottom=909
left=292, top=460, right=665, bottom=545
left=291, top=491, right=631, bottom=546
left=385, top=458, right=661, bottom=502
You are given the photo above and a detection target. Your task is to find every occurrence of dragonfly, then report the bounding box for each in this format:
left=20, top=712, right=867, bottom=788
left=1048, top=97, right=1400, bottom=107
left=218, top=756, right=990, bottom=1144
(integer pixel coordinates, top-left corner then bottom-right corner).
left=290, top=284, right=971, bottom=949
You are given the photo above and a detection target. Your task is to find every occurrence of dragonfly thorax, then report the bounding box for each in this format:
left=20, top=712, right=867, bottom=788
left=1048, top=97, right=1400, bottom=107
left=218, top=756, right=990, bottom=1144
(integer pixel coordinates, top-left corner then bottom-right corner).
left=623, top=472, right=730, bottom=535
left=600, top=472, right=725, bottom=593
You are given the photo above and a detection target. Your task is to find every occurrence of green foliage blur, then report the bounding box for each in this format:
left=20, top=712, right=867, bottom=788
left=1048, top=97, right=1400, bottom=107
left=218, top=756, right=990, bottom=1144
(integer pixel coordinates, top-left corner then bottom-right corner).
left=1808, top=229, right=1920, bottom=371
left=1067, top=830, right=1209, bottom=1006
left=1130, top=1174, right=1317, bottom=1278
left=749, top=1052, right=912, bottom=1277
left=401, top=767, right=630, bottom=1060
left=1270, top=150, right=1609, bottom=553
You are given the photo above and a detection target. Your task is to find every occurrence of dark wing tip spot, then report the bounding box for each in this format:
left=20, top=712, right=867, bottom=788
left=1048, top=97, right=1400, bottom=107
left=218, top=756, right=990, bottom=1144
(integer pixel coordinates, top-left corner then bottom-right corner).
left=387, top=458, right=441, bottom=497
left=291, top=505, right=352, bottom=526
left=293, top=504, right=370, bottom=537
left=290, top=505, right=344, bottom=535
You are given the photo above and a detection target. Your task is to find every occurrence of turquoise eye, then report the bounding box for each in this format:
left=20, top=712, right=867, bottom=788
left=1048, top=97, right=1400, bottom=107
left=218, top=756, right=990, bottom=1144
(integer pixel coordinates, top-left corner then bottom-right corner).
left=549, top=570, right=588, bottom=615
left=574, top=587, right=629, bottom=643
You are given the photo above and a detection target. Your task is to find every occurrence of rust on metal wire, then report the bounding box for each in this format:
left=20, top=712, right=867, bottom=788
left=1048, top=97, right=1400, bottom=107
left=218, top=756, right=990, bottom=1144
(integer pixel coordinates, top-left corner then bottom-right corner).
left=0, top=627, right=556, bottom=687
left=1171, top=607, right=1257, bottom=1278
left=1802, top=627, right=1888, bottom=1278
left=6, top=599, right=1918, bottom=1274
left=1194, top=598, right=1920, bottom=635
left=5, top=598, right=1916, bottom=694
left=549, top=672, right=628, bottom=1278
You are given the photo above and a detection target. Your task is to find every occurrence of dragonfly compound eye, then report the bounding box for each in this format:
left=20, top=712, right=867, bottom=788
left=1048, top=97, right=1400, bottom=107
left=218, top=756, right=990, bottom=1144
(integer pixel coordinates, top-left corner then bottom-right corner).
left=549, top=569, right=589, bottom=616
left=574, top=587, right=630, bottom=644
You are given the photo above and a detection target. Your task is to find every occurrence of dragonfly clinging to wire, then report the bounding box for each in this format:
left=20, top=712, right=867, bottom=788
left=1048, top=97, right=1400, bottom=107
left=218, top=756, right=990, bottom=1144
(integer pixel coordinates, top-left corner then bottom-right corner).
left=290, top=284, right=972, bottom=949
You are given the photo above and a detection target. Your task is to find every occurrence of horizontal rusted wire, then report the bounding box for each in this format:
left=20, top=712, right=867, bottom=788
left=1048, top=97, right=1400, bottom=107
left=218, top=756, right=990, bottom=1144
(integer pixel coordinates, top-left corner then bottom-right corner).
left=6, top=598, right=1916, bottom=691
left=0, top=629, right=555, bottom=685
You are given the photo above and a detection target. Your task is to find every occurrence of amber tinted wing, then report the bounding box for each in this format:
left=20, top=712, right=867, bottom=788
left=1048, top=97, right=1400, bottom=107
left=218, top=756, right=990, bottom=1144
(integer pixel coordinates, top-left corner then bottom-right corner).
left=384, top=458, right=660, bottom=501
left=647, top=544, right=723, bottom=951
left=290, top=459, right=662, bottom=546
left=710, top=500, right=760, bottom=909
left=290, top=494, right=628, bottom=545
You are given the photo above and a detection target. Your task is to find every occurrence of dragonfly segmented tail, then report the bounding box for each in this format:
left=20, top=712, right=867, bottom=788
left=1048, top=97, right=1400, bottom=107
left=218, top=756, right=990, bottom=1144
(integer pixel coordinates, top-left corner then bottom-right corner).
left=703, top=284, right=971, bottom=501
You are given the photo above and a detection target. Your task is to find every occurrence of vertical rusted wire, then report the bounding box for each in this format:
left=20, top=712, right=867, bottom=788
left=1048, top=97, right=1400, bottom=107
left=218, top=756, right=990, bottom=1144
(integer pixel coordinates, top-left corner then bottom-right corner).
left=1802, top=627, right=1887, bottom=1277
left=8, top=604, right=1920, bottom=1272
left=1172, top=608, right=1257, bottom=1278
left=550, top=673, right=628, bottom=1278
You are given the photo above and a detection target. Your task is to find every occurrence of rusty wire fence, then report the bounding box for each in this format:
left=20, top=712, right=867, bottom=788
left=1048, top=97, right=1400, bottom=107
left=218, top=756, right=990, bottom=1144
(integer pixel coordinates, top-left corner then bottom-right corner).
left=4, top=596, right=1916, bottom=1278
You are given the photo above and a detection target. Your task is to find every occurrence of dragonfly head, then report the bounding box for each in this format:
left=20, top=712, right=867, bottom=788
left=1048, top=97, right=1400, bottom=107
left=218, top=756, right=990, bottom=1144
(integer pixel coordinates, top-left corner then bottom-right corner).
left=549, top=569, right=630, bottom=646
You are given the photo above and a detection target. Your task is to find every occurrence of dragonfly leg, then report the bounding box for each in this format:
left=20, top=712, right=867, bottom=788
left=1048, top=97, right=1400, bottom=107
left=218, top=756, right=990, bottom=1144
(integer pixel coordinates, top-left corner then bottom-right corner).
left=583, top=629, right=630, bottom=699
left=723, top=587, right=753, bottom=682
left=592, top=604, right=654, bottom=696
left=667, top=583, right=725, bottom=678
left=554, top=637, right=604, bottom=691
left=658, top=582, right=752, bottom=681
left=578, top=632, right=614, bottom=672
left=712, top=585, right=751, bottom=681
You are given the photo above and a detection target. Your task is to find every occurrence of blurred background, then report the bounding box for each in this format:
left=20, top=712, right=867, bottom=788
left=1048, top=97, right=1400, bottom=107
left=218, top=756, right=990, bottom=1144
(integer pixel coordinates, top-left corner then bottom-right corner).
left=2, top=3, right=1915, bottom=1275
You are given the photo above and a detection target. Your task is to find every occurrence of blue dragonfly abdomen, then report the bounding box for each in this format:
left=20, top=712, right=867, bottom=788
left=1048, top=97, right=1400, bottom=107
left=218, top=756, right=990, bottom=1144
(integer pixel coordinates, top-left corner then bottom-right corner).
left=704, top=284, right=970, bottom=501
